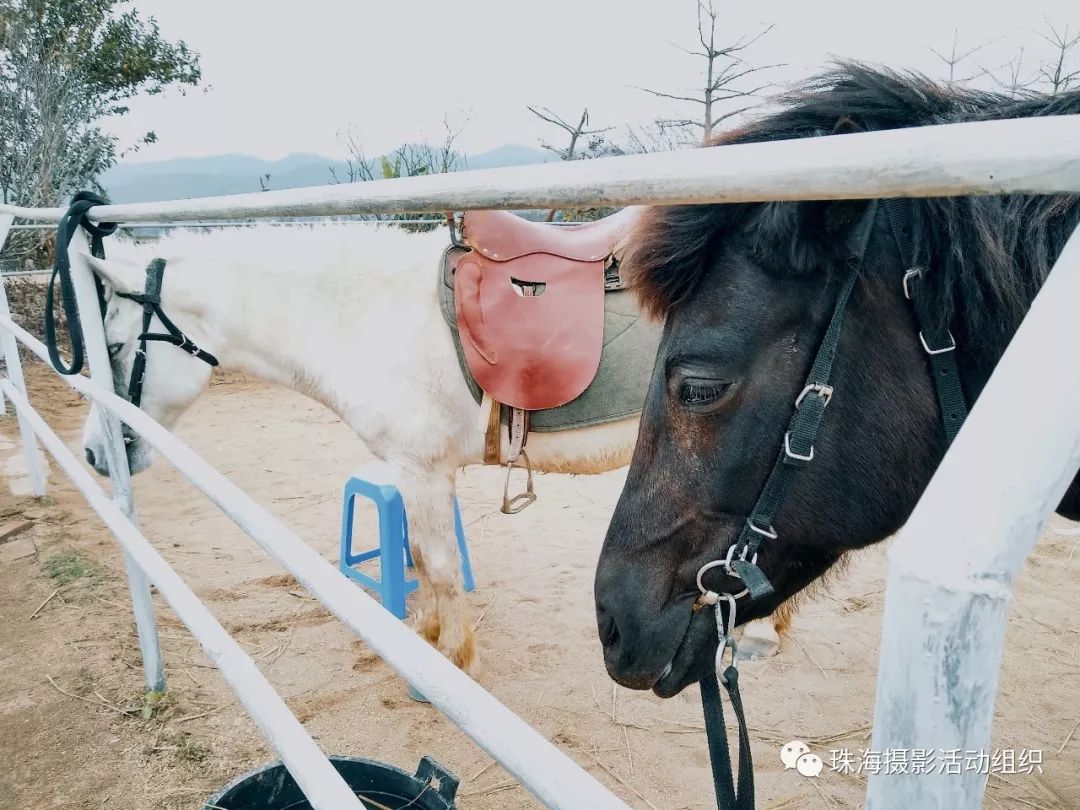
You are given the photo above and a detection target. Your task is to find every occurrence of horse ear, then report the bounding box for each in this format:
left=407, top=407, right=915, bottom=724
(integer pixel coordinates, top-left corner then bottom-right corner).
left=751, top=116, right=870, bottom=274
left=831, top=116, right=865, bottom=135
left=84, top=255, right=142, bottom=295
left=752, top=196, right=871, bottom=275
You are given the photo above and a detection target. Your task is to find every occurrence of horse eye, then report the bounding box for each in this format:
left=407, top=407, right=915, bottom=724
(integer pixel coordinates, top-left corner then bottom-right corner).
left=678, top=379, right=732, bottom=410
left=107, top=342, right=124, bottom=358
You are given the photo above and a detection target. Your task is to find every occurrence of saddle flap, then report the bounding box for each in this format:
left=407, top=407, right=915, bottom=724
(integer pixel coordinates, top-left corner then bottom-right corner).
left=454, top=251, right=605, bottom=411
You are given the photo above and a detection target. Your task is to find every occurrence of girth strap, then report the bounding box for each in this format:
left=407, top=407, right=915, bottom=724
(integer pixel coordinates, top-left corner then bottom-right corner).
left=883, top=198, right=968, bottom=445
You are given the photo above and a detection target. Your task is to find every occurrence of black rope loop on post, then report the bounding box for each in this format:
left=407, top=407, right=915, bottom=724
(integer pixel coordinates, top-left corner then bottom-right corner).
left=44, top=192, right=118, bottom=374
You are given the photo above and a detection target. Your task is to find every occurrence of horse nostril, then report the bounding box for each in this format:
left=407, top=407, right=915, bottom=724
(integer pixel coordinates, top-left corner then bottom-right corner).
left=85, top=448, right=96, bottom=467
left=597, top=608, right=620, bottom=649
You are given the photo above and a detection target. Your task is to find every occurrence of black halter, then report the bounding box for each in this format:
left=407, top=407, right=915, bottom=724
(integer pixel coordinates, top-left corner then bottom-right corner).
left=698, top=198, right=969, bottom=809
left=45, top=194, right=219, bottom=409
left=114, top=259, right=218, bottom=409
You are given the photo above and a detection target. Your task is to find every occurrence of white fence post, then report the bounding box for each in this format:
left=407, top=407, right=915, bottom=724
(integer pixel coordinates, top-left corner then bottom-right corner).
left=866, top=223, right=1080, bottom=808
left=68, top=229, right=165, bottom=694
left=0, top=213, right=47, bottom=496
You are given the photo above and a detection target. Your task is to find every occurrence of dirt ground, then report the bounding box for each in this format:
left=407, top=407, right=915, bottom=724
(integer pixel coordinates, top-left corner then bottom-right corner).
left=2, top=359, right=1079, bottom=810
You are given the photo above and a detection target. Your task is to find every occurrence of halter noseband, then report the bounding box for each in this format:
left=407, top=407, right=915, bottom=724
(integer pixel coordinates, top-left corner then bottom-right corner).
left=114, top=258, right=219, bottom=409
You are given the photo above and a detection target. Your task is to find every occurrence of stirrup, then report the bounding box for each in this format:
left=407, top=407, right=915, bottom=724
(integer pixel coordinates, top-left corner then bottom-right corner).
left=502, top=450, right=536, bottom=514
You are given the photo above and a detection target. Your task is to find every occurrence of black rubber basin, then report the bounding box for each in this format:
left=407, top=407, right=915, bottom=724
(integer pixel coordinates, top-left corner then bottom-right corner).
left=205, top=755, right=458, bottom=810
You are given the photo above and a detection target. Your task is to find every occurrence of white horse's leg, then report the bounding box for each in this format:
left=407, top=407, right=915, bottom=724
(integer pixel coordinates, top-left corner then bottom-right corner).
left=738, top=601, right=794, bottom=660
left=396, top=465, right=475, bottom=673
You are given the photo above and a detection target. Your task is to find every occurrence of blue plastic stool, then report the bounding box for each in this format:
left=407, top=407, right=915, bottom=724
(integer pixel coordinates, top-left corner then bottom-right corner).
left=339, top=466, right=475, bottom=619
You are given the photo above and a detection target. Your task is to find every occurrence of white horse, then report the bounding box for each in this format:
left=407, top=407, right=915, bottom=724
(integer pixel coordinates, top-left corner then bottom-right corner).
left=78, top=222, right=786, bottom=672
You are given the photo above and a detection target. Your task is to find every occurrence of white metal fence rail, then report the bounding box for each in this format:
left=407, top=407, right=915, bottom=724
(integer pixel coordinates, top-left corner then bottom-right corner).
left=4, top=116, right=1080, bottom=224
left=2, top=115, right=1080, bottom=809
left=0, top=377, right=366, bottom=809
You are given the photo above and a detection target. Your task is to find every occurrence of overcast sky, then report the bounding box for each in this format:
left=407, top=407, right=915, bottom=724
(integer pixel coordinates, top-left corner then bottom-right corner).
left=106, top=0, right=1076, bottom=164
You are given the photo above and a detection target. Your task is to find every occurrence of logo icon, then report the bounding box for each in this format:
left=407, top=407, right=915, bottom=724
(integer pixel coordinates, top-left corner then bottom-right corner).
left=780, top=740, right=810, bottom=770
left=796, top=752, right=824, bottom=778
left=781, top=741, right=823, bottom=778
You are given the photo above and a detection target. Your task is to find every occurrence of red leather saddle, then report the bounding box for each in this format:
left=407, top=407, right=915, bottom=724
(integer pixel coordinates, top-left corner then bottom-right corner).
left=452, top=207, right=641, bottom=411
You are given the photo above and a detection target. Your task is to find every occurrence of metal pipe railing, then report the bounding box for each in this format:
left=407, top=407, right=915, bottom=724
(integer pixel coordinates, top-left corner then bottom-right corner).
left=0, top=379, right=366, bottom=810
left=0, top=213, right=46, bottom=493
left=2, top=116, right=1078, bottom=223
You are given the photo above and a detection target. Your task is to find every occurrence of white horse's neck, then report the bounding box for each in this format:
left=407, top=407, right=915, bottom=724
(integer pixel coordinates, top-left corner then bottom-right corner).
left=155, top=224, right=453, bottom=414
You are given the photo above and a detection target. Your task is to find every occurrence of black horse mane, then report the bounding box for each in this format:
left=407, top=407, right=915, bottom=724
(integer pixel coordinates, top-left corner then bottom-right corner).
left=627, top=62, right=1080, bottom=367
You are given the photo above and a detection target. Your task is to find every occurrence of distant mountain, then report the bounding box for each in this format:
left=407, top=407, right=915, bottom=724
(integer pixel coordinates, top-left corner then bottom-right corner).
left=100, top=144, right=557, bottom=204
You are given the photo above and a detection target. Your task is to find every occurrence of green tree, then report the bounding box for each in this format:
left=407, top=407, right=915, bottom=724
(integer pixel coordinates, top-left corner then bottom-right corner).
left=0, top=0, right=200, bottom=214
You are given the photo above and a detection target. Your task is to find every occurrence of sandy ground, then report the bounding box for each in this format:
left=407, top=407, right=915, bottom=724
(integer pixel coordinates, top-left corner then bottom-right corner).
left=2, top=359, right=1080, bottom=810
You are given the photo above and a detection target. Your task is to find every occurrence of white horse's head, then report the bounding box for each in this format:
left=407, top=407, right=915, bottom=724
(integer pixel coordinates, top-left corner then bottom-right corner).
left=81, top=254, right=217, bottom=476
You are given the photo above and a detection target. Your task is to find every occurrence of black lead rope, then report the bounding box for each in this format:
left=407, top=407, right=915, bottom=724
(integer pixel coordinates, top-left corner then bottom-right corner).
left=701, top=668, right=754, bottom=809
left=700, top=595, right=755, bottom=810
left=45, top=192, right=117, bottom=374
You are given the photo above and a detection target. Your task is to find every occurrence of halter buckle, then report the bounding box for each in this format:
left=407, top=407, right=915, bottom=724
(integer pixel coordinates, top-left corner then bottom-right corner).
left=902, top=267, right=924, bottom=300
left=919, top=330, right=956, bottom=355
left=784, top=431, right=814, bottom=462
left=724, top=542, right=759, bottom=570
left=745, top=519, right=777, bottom=541
left=795, top=383, right=833, bottom=409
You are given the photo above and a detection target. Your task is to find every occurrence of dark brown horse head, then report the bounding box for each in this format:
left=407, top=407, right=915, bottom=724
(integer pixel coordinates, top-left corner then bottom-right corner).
left=595, top=63, right=1080, bottom=697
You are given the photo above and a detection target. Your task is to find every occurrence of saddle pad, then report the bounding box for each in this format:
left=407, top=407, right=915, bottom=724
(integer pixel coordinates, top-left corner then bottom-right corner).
left=439, top=248, right=662, bottom=432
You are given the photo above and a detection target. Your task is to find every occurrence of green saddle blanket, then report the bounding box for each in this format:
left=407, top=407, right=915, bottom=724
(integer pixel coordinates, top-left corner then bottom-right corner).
left=438, top=247, right=661, bottom=432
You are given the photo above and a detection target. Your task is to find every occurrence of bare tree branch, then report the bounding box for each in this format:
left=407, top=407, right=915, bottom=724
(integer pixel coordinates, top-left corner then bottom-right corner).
left=632, top=87, right=706, bottom=106
left=527, top=105, right=616, bottom=219
left=928, top=29, right=996, bottom=84
left=526, top=106, right=612, bottom=137
left=634, top=0, right=779, bottom=140
left=1036, top=22, right=1080, bottom=94
left=980, top=47, right=1040, bottom=96
left=710, top=104, right=756, bottom=129
left=330, top=116, right=467, bottom=225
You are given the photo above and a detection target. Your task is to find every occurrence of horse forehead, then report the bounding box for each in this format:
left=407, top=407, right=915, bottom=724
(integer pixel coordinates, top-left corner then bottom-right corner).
left=665, top=261, right=765, bottom=336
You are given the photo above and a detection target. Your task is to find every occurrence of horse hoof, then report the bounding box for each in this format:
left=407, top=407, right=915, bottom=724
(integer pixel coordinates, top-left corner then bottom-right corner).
left=736, top=636, right=780, bottom=661
left=407, top=684, right=430, bottom=703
